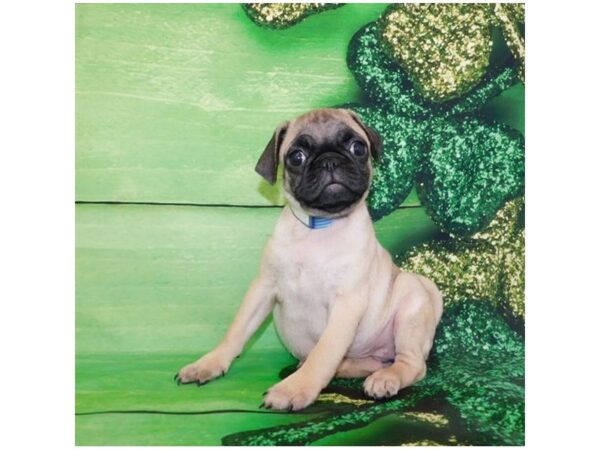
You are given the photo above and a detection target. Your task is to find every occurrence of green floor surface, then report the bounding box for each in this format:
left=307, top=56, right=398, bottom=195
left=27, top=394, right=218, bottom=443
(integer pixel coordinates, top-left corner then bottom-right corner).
left=76, top=350, right=465, bottom=446
left=76, top=351, right=307, bottom=446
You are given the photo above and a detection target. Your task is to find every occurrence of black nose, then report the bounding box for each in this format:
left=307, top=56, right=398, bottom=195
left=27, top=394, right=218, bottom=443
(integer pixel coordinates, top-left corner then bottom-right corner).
left=321, top=159, right=338, bottom=172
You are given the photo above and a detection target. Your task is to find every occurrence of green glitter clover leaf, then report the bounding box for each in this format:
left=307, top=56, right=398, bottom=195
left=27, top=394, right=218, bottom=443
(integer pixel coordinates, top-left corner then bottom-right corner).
left=345, top=102, right=524, bottom=233
left=348, top=22, right=520, bottom=119
left=430, top=301, right=524, bottom=445
left=342, top=104, right=426, bottom=220
left=345, top=22, right=524, bottom=235
left=417, top=117, right=524, bottom=236
left=222, top=301, right=524, bottom=446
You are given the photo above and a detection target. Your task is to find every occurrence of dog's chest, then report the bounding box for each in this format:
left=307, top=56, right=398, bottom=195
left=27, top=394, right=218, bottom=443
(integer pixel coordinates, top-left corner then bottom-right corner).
left=274, top=234, right=354, bottom=301
left=268, top=229, right=362, bottom=359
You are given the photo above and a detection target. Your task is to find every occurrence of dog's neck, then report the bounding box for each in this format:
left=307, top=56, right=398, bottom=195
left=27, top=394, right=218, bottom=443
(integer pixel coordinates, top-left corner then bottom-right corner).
left=285, top=190, right=371, bottom=231
left=288, top=202, right=334, bottom=230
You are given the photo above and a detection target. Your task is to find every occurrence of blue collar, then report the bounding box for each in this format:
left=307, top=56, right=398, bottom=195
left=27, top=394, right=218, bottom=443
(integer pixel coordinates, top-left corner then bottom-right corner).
left=289, top=204, right=334, bottom=230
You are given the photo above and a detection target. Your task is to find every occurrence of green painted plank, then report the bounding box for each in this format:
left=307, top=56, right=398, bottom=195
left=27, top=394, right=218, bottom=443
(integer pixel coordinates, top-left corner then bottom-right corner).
left=76, top=203, right=441, bottom=355
left=76, top=351, right=295, bottom=414
left=76, top=408, right=304, bottom=446
left=75, top=350, right=315, bottom=445
left=75, top=3, right=391, bottom=206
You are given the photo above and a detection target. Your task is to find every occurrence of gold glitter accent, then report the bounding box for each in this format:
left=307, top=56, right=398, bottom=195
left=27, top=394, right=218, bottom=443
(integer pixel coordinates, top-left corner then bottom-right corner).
left=399, top=197, right=524, bottom=323
left=493, top=3, right=525, bottom=81
left=402, top=440, right=443, bottom=446
left=380, top=4, right=525, bottom=102
left=243, top=3, right=343, bottom=29
left=380, top=4, right=493, bottom=103
left=317, top=392, right=374, bottom=406
left=403, top=411, right=449, bottom=428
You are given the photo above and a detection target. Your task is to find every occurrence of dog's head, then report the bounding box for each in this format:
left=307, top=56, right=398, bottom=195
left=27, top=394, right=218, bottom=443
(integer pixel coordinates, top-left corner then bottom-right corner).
left=255, top=108, right=382, bottom=217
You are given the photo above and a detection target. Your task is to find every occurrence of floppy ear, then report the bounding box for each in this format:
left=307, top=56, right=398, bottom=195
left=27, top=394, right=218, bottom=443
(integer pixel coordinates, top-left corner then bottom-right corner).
left=346, top=109, right=383, bottom=160
left=255, top=122, right=289, bottom=184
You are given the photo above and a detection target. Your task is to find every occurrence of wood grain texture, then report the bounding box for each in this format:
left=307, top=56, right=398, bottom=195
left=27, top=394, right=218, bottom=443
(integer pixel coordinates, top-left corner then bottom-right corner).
left=76, top=3, right=390, bottom=206
left=76, top=352, right=295, bottom=414
left=76, top=351, right=311, bottom=445
left=76, top=203, right=442, bottom=355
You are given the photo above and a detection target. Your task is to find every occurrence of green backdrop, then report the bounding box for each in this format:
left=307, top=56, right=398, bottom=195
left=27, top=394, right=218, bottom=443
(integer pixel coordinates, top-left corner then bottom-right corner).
left=75, top=3, right=524, bottom=445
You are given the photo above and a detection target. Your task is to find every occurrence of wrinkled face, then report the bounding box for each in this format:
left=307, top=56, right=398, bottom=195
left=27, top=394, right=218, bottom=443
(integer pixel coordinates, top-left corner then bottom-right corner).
left=282, top=119, right=371, bottom=215
left=255, top=108, right=382, bottom=217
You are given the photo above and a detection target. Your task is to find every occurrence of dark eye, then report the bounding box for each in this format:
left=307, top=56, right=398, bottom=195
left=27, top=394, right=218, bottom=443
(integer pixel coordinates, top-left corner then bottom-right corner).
left=349, top=141, right=367, bottom=157
left=288, top=149, right=306, bottom=167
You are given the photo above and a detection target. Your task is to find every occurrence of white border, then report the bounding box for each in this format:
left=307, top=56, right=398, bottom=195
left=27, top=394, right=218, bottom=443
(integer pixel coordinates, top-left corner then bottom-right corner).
left=2, top=0, right=74, bottom=448
left=3, top=1, right=600, bottom=449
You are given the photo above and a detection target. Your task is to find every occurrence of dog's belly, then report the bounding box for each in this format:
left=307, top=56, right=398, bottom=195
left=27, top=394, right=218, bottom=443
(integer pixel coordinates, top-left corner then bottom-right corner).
left=347, top=314, right=396, bottom=361
left=272, top=281, right=397, bottom=363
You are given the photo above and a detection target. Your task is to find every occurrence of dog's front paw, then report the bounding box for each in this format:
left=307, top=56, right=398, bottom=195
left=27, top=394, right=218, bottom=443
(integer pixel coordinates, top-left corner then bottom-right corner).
left=262, top=373, right=321, bottom=411
left=363, top=367, right=402, bottom=399
left=175, top=352, right=228, bottom=385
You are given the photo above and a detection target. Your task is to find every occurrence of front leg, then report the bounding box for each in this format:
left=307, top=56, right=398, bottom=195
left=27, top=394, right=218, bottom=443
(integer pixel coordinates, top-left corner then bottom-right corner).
left=263, top=293, right=366, bottom=411
left=176, top=276, right=275, bottom=384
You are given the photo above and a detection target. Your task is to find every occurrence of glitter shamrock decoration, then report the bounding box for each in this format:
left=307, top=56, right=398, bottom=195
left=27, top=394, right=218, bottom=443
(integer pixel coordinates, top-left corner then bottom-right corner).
left=417, top=117, right=524, bottom=236
left=344, top=22, right=524, bottom=235
left=380, top=3, right=525, bottom=102
left=352, top=101, right=525, bottom=233
left=342, top=104, right=426, bottom=220
left=348, top=21, right=520, bottom=119
left=381, top=3, right=493, bottom=103
left=222, top=300, right=524, bottom=445
left=242, top=3, right=344, bottom=29
left=492, top=3, right=525, bottom=81
left=399, top=197, right=525, bottom=330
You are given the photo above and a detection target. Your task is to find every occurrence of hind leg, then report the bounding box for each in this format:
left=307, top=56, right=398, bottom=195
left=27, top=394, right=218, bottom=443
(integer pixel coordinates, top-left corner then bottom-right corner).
left=364, top=273, right=442, bottom=399
left=335, top=357, right=387, bottom=378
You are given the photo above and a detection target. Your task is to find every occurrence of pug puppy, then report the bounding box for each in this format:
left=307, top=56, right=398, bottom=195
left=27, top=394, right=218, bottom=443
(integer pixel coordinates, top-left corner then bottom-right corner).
left=175, top=108, right=443, bottom=411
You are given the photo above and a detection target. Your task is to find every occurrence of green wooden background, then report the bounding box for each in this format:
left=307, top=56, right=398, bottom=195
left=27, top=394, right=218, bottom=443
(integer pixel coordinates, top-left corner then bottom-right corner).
left=75, top=3, right=524, bottom=445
